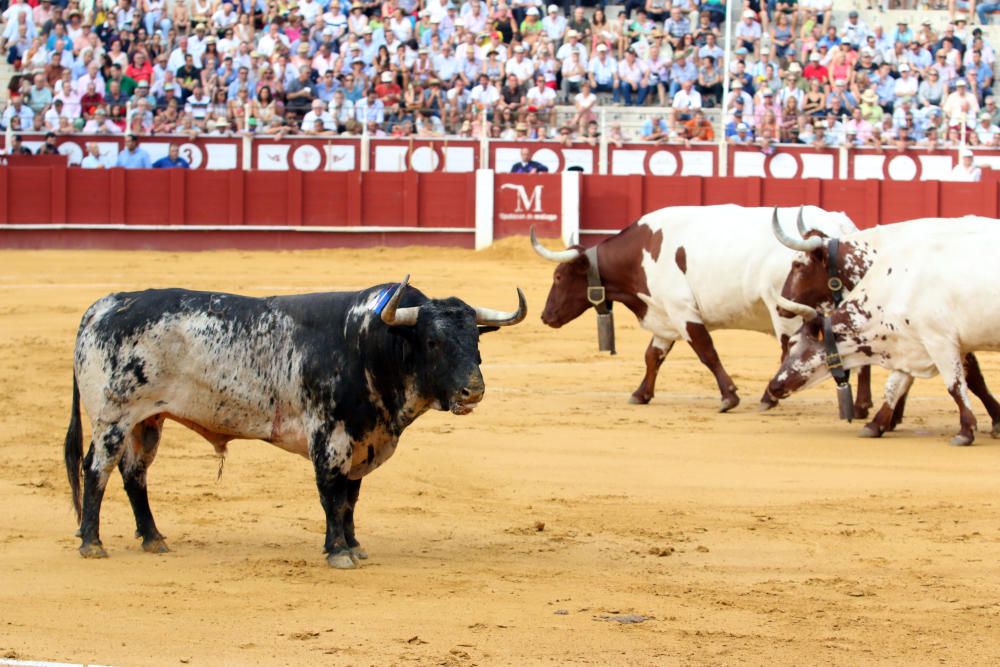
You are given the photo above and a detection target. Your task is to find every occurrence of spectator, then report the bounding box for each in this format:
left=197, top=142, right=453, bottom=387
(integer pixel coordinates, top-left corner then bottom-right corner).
left=641, top=112, right=670, bottom=142
left=83, top=108, right=121, bottom=134
left=616, top=48, right=648, bottom=106
left=153, top=144, right=191, bottom=169
left=510, top=147, right=548, bottom=172
left=672, top=78, right=702, bottom=126
left=116, top=135, right=152, bottom=168
left=588, top=43, right=617, bottom=95
left=4, top=134, right=32, bottom=156
left=976, top=111, right=999, bottom=145
left=80, top=142, right=107, bottom=168
left=685, top=109, right=714, bottom=141
left=950, top=148, right=981, bottom=181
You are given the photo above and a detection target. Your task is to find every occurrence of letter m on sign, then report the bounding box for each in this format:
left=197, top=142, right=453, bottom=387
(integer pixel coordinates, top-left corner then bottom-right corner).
left=500, top=183, right=544, bottom=213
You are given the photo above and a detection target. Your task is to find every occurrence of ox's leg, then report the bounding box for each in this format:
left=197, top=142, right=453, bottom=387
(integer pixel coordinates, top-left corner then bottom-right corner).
left=79, top=421, right=130, bottom=558
left=887, top=390, right=909, bottom=432
left=854, top=366, right=874, bottom=420
left=311, top=431, right=357, bottom=569
left=860, top=371, right=913, bottom=438
left=120, top=417, right=168, bottom=554
left=344, top=478, right=367, bottom=560
left=963, top=353, right=1000, bottom=437
left=629, top=337, right=675, bottom=405
left=931, top=348, right=978, bottom=446
left=685, top=322, right=739, bottom=412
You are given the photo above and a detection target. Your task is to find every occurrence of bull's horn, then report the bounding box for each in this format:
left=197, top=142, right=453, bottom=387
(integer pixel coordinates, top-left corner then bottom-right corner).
left=530, top=226, right=582, bottom=263
left=772, top=208, right=823, bottom=252
left=381, top=275, right=420, bottom=326
left=475, top=288, right=528, bottom=326
left=775, top=294, right=819, bottom=321
left=796, top=205, right=810, bottom=237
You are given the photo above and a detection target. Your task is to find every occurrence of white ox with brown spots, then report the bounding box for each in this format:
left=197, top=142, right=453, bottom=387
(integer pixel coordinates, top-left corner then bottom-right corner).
left=531, top=205, right=858, bottom=411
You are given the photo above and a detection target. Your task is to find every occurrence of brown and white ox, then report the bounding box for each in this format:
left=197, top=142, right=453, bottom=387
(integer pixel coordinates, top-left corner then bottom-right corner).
left=768, top=218, right=1000, bottom=446
left=531, top=205, right=858, bottom=412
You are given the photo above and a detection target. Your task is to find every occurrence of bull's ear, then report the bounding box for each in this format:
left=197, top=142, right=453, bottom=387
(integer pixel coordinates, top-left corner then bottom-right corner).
left=478, top=326, right=500, bottom=335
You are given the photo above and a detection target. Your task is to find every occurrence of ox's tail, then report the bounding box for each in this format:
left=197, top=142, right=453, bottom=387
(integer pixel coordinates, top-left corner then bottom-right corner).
left=64, top=373, right=83, bottom=524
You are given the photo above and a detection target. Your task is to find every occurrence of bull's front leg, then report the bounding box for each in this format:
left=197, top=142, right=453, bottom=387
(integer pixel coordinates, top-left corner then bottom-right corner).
left=629, top=337, right=674, bottom=404
left=860, top=370, right=913, bottom=439
left=310, top=429, right=357, bottom=569
left=344, top=478, right=368, bottom=561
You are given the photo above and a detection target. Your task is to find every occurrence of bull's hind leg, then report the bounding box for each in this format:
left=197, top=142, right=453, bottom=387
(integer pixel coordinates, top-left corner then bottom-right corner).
left=120, top=417, right=169, bottom=553
left=79, top=421, right=131, bottom=558
left=344, top=478, right=367, bottom=560
left=685, top=322, right=739, bottom=412
left=963, top=353, right=1000, bottom=437
left=629, top=337, right=675, bottom=404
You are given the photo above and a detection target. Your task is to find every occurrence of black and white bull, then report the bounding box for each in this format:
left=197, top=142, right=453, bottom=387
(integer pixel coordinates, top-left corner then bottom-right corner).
left=64, top=277, right=526, bottom=568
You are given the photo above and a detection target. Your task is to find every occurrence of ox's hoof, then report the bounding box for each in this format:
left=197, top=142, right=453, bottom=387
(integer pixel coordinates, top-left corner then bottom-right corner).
left=719, top=395, right=740, bottom=413
left=950, top=434, right=975, bottom=447
left=350, top=545, right=369, bottom=560
left=991, top=422, right=1000, bottom=438
left=79, top=542, right=108, bottom=559
left=628, top=393, right=652, bottom=405
left=142, top=537, right=170, bottom=554
left=326, top=550, right=358, bottom=569
left=854, top=405, right=872, bottom=420
left=858, top=425, right=883, bottom=438
left=758, top=400, right=777, bottom=413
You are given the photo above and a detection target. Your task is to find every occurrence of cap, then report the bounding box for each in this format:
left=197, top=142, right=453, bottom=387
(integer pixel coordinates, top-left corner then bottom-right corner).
left=731, top=80, right=743, bottom=88
left=138, top=80, right=149, bottom=87
left=737, top=122, right=749, bottom=130
left=762, top=88, right=773, bottom=96
left=164, top=82, right=175, bottom=89
left=761, top=46, right=770, bottom=54
left=566, top=29, right=578, bottom=38
left=956, top=78, right=968, bottom=86
left=322, top=26, right=334, bottom=35
left=849, top=9, right=858, bottom=16
left=734, top=47, right=748, bottom=55
left=526, top=6, right=539, bottom=15
left=960, top=148, right=974, bottom=158
left=515, top=122, right=527, bottom=130
left=788, top=62, right=802, bottom=73
left=596, top=43, right=608, bottom=52
left=381, top=71, right=392, bottom=82
left=298, top=43, right=309, bottom=52
left=815, top=120, right=827, bottom=129
left=922, top=18, right=932, bottom=25
left=981, top=111, right=991, bottom=120
left=548, top=3, right=558, bottom=11
left=898, top=63, right=910, bottom=72
left=809, top=51, right=820, bottom=61
left=742, top=9, right=755, bottom=18
left=861, top=89, right=877, bottom=101
left=514, top=45, right=525, bottom=53
left=363, top=26, right=373, bottom=34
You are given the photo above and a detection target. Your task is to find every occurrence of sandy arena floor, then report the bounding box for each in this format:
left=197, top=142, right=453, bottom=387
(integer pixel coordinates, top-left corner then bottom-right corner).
left=1, top=239, right=999, bottom=666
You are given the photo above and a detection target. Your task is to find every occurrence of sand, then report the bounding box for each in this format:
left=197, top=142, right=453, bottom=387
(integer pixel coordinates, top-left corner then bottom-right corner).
left=1, top=239, right=999, bottom=666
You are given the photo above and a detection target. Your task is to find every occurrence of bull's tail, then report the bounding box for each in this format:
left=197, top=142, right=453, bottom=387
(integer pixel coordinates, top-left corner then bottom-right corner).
left=64, top=372, right=83, bottom=524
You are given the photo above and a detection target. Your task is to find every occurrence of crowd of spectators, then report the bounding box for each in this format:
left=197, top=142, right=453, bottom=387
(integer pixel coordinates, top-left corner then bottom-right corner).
left=0, top=0, right=997, bottom=147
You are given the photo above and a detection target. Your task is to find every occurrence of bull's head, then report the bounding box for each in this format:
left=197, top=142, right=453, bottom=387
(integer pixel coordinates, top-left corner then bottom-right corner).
left=772, top=207, right=837, bottom=315
left=380, top=276, right=526, bottom=415
left=529, top=227, right=592, bottom=327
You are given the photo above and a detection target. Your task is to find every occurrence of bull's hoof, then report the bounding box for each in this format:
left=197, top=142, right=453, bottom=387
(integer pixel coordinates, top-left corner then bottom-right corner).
left=991, top=422, right=1000, bottom=438
left=628, top=393, right=652, bottom=405
left=79, top=542, right=108, bottom=559
left=859, top=424, right=883, bottom=438
left=326, top=550, right=358, bottom=569
left=758, top=400, right=777, bottom=413
left=719, top=395, right=740, bottom=413
left=142, top=537, right=170, bottom=554
left=950, top=434, right=975, bottom=447
left=350, top=545, right=369, bottom=560
left=854, top=405, right=872, bottom=420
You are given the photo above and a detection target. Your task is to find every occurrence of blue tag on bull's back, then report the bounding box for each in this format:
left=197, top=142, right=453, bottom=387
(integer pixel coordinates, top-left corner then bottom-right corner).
left=372, top=285, right=398, bottom=315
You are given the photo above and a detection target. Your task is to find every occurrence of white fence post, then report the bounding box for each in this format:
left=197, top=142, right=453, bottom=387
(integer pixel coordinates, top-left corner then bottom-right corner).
left=561, top=169, right=580, bottom=246
left=475, top=168, right=494, bottom=250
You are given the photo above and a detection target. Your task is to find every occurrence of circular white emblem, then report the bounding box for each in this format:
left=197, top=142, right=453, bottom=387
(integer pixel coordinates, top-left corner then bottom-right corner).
left=409, top=145, right=440, bottom=172
left=533, top=148, right=560, bottom=172
left=886, top=154, right=918, bottom=180
left=292, top=144, right=322, bottom=171
left=58, top=141, right=83, bottom=166
left=768, top=152, right=798, bottom=179
left=647, top=150, right=679, bottom=176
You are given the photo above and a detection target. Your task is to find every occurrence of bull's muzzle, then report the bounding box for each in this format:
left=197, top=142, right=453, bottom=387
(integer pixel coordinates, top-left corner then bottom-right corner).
left=451, top=375, right=485, bottom=415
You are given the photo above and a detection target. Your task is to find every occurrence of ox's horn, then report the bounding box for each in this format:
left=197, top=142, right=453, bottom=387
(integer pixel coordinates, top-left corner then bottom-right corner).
left=475, top=288, right=528, bottom=327
left=775, top=294, right=819, bottom=321
left=381, top=275, right=421, bottom=326
left=796, top=205, right=810, bottom=237
left=530, top=226, right=582, bottom=263
left=772, top=208, right=823, bottom=252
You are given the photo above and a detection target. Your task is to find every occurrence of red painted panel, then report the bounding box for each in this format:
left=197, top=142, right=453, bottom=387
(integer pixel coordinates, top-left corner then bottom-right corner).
left=7, top=167, right=52, bottom=224
left=580, top=175, right=634, bottom=230
left=361, top=173, right=408, bottom=227
left=244, top=171, right=290, bottom=225
left=493, top=174, right=561, bottom=238
left=185, top=170, right=234, bottom=225
left=761, top=178, right=821, bottom=208
left=418, top=173, right=475, bottom=228
left=820, top=179, right=880, bottom=229
left=123, top=170, right=170, bottom=225
left=642, top=176, right=702, bottom=212
left=66, top=169, right=111, bottom=225
left=702, top=177, right=760, bottom=206
left=301, top=172, right=351, bottom=226
left=879, top=181, right=939, bottom=224
left=939, top=180, right=998, bottom=219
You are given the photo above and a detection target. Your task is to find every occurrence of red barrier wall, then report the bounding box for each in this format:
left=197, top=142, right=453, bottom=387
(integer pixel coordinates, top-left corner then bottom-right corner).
left=578, top=174, right=1000, bottom=233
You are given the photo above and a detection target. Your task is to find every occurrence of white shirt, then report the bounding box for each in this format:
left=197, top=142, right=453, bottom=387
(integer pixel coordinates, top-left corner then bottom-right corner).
left=951, top=161, right=982, bottom=182
left=672, top=88, right=702, bottom=111
left=301, top=110, right=335, bottom=131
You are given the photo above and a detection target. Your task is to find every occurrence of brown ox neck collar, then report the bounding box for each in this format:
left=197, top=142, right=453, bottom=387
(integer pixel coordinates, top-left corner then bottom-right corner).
left=826, top=237, right=845, bottom=306
left=584, top=246, right=611, bottom=315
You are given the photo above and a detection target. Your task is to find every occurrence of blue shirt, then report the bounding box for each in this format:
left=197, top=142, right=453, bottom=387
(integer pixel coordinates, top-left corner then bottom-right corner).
left=152, top=156, right=190, bottom=169
left=116, top=147, right=152, bottom=169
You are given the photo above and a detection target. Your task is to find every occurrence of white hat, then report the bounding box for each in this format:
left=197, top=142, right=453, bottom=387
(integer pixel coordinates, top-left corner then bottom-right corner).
left=737, top=122, right=749, bottom=131
left=514, top=44, right=525, bottom=53
left=956, top=78, right=968, bottom=86
left=566, top=29, right=578, bottom=38
left=454, top=17, right=464, bottom=25
left=381, top=71, right=392, bottom=82
left=731, top=79, right=743, bottom=88
left=809, top=51, right=820, bottom=61
left=898, top=63, right=910, bottom=72
left=596, top=44, right=608, bottom=52
left=960, top=148, right=974, bottom=158
left=742, top=9, right=755, bottom=18
left=548, top=3, right=558, bottom=11
left=526, top=6, right=539, bottom=15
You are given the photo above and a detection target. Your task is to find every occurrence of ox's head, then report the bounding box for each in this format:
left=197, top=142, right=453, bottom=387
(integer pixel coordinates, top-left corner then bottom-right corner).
left=380, top=276, right=527, bottom=415
left=772, top=207, right=836, bottom=315
left=765, top=296, right=862, bottom=401
left=530, top=227, right=592, bottom=327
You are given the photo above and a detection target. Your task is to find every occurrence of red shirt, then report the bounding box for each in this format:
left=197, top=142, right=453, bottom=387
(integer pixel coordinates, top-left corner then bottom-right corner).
left=375, top=82, right=402, bottom=106
left=803, top=63, right=829, bottom=82
left=80, top=92, right=105, bottom=117
left=125, top=61, right=153, bottom=83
